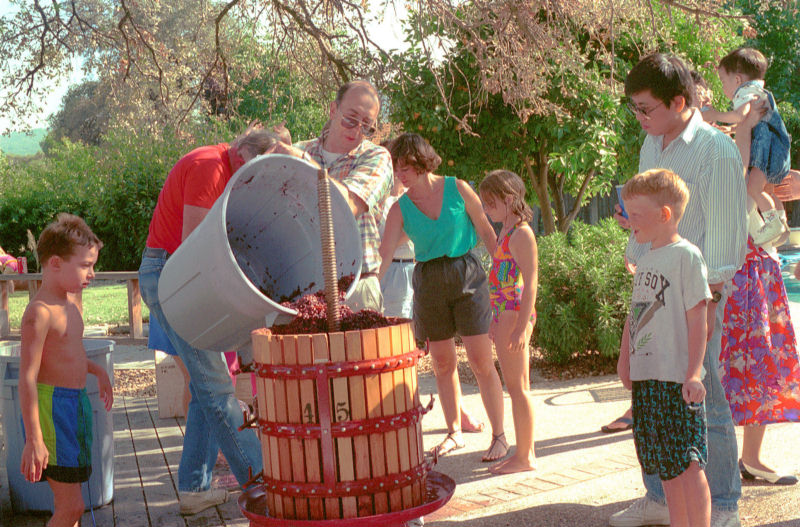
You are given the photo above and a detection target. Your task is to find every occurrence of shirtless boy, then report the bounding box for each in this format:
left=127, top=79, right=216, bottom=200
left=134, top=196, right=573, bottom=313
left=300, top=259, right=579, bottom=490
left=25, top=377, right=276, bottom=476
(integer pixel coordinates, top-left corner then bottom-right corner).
left=19, top=213, right=113, bottom=527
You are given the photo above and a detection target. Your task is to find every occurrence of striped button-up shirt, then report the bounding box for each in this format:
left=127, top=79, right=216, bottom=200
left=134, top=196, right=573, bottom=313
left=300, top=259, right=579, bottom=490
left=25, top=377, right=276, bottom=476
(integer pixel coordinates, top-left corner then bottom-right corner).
left=626, top=110, right=747, bottom=284
left=296, top=136, right=393, bottom=274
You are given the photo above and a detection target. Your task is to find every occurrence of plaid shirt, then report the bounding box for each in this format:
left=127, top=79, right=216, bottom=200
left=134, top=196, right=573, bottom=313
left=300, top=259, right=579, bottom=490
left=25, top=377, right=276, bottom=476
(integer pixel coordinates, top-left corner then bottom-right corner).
left=295, top=136, right=393, bottom=274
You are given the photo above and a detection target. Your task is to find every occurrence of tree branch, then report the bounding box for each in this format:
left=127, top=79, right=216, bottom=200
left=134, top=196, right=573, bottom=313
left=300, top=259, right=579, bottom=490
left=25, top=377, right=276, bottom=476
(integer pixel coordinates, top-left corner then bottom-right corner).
left=564, top=168, right=595, bottom=229
left=119, top=0, right=167, bottom=106
left=270, top=0, right=355, bottom=83
left=661, top=0, right=752, bottom=21
left=177, top=0, right=241, bottom=129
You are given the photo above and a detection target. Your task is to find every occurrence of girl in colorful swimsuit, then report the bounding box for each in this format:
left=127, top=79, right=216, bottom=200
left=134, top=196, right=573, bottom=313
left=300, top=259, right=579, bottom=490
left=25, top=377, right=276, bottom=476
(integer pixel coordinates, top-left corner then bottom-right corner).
left=479, top=170, right=538, bottom=474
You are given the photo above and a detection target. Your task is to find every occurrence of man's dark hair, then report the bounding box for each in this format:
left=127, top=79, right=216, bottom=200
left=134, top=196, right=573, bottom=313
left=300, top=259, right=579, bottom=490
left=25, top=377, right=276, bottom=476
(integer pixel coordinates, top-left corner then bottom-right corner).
left=718, top=47, right=768, bottom=80
left=388, top=133, right=442, bottom=173
left=624, top=53, right=694, bottom=108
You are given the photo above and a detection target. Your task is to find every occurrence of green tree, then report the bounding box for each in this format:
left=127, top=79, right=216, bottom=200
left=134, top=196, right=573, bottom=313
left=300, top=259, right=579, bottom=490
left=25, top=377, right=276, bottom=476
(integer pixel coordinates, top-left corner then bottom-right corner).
left=225, top=35, right=332, bottom=141
left=388, top=45, right=629, bottom=234
left=387, top=5, right=744, bottom=234
left=46, top=80, right=111, bottom=147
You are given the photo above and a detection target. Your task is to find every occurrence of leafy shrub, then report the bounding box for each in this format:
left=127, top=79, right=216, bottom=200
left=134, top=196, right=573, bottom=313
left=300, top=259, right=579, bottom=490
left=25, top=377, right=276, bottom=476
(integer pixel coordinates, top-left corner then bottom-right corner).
left=0, top=140, right=98, bottom=269
left=87, top=129, right=208, bottom=270
left=0, top=123, right=234, bottom=271
left=534, top=218, right=631, bottom=364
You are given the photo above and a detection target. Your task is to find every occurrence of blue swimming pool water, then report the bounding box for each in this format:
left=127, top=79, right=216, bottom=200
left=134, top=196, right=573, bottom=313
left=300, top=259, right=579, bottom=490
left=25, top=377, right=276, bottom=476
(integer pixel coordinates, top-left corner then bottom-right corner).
left=778, top=250, right=800, bottom=303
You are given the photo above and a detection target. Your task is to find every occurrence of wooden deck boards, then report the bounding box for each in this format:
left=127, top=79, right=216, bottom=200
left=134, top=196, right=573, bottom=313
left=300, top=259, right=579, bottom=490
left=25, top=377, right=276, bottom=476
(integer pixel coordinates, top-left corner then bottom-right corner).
left=5, top=396, right=247, bottom=527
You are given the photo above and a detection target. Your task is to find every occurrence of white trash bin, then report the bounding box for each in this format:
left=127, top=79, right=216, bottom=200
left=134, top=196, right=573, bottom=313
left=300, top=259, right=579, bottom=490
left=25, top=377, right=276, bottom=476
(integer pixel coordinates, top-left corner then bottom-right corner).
left=158, top=154, right=362, bottom=352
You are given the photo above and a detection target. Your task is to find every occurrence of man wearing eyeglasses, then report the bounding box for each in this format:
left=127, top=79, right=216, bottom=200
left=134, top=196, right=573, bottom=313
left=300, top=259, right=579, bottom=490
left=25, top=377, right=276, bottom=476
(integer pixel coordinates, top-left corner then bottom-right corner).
left=277, top=80, right=393, bottom=311
left=610, top=54, right=747, bottom=527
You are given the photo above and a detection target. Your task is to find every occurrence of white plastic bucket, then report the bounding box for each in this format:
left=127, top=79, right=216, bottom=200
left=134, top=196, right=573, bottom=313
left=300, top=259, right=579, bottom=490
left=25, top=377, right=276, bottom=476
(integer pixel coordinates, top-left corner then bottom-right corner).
left=158, top=154, right=362, bottom=352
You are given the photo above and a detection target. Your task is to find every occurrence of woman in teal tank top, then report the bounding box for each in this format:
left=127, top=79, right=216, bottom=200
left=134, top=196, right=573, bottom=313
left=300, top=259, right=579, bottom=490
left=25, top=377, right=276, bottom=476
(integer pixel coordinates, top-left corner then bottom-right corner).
left=378, top=133, right=509, bottom=462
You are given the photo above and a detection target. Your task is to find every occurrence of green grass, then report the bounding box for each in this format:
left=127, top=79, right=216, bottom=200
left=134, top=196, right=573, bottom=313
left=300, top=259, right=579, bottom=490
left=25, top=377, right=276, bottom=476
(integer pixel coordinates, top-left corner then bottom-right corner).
left=6, top=283, right=149, bottom=329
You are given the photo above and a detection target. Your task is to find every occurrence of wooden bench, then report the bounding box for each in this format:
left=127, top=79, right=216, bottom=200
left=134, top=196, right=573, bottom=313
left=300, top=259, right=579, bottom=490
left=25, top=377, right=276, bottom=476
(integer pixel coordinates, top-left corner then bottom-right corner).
left=0, top=271, right=143, bottom=338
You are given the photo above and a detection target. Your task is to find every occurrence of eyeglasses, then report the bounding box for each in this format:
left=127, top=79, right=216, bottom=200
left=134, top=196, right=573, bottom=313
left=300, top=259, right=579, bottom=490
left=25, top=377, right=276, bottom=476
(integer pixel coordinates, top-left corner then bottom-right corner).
left=625, top=99, right=665, bottom=118
left=340, top=113, right=377, bottom=137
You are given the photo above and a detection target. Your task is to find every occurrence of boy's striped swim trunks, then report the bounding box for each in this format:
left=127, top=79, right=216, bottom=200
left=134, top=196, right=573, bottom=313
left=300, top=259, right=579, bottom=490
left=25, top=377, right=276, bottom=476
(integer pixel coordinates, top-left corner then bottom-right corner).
left=23, top=383, right=93, bottom=483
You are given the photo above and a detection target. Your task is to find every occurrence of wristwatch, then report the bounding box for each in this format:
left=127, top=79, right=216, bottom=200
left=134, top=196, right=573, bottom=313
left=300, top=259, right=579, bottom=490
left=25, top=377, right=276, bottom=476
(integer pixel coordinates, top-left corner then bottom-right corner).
left=710, top=291, right=722, bottom=303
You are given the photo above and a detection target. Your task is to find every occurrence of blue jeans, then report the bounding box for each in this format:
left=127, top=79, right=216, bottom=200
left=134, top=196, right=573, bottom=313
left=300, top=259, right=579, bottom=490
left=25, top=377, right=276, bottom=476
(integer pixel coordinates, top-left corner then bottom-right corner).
left=139, top=254, right=263, bottom=492
left=643, top=296, right=741, bottom=511
left=750, top=90, right=791, bottom=184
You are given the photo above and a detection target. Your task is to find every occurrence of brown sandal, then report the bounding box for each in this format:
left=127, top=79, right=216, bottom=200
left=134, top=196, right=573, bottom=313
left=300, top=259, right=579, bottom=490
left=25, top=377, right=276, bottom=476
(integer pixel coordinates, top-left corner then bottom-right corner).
left=433, top=432, right=466, bottom=460
left=482, top=432, right=509, bottom=462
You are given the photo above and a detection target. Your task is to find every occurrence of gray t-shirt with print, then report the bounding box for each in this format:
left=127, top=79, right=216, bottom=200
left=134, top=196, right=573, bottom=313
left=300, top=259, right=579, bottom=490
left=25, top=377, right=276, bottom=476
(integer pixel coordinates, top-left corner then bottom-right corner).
left=628, top=238, right=712, bottom=384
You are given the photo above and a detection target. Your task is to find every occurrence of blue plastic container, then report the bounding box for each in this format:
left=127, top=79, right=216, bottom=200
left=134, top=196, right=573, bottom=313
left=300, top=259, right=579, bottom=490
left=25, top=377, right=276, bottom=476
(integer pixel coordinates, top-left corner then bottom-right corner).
left=0, top=339, right=114, bottom=512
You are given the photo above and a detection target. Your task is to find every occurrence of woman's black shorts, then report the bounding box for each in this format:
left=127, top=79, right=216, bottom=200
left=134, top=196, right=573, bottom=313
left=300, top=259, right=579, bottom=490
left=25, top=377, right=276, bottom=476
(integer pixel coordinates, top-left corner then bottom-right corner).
left=412, top=250, right=491, bottom=342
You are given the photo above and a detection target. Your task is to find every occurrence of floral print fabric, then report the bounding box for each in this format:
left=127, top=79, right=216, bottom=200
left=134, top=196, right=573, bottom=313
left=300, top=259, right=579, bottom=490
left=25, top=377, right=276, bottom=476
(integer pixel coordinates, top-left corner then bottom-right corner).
left=720, top=237, right=800, bottom=425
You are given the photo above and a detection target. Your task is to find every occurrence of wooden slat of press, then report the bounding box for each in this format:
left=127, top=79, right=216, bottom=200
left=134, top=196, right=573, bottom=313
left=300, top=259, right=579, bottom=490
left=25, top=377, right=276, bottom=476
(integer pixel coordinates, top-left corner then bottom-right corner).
left=283, top=335, right=308, bottom=519
left=329, top=332, right=356, bottom=518
left=252, top=330, right=276, bottom=517
left=113, top=397, right=155, bottom=527
left=376, top=326, right=402, bottom=512
left=312, top=333, right=339, bottom=520
left=408, top=326, right=423, bottom=459
left=402, top=324, right=422, bottom=505
left=272, top=338, right=295, bottom=519
left=266, top=337, right=284, bottom=518
left=297, top=334, right=324, bottom=520
left=361, top=328, right=388, bottom=514
left=345, top=330, right=373, bottom=518
left=391, top=324, right=413, bottom=509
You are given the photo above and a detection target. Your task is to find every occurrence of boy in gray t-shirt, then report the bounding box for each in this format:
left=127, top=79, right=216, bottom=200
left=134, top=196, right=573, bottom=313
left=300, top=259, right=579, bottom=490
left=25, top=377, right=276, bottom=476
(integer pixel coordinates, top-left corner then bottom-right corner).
left=618, top=168, right=713, bottom=526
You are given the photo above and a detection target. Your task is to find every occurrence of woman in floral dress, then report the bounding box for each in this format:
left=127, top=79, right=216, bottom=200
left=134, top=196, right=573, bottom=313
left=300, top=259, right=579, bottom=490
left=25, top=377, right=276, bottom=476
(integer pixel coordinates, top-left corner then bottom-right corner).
left=720, top=107, right=800, bottom=485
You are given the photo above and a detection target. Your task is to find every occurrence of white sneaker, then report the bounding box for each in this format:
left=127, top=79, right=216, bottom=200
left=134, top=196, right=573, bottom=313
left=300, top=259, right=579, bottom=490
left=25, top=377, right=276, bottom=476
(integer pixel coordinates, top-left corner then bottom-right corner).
left=406, top=517, right=424, bottom=527
left=179, top=488, right=228, bottom=515
left=710, top=508, right=741, bottom=527
left=753, top=210, right=785, bottom=246
left=609, top=496, right=670, bottom=527
left=775, top=210, right=791, bottom=246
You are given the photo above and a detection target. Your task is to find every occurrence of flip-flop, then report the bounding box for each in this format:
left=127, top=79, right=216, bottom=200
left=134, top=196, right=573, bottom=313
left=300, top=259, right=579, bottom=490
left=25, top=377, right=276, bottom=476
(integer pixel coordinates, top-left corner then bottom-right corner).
left=433, top=432, right=465, bottom=459
left=600, top=416, right=633, bottom=434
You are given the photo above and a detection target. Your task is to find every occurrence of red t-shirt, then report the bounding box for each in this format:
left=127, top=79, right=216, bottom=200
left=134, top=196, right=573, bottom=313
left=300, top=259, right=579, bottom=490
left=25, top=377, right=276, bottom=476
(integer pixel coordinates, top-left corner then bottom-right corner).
left=145, top=143, right=232, bottom=254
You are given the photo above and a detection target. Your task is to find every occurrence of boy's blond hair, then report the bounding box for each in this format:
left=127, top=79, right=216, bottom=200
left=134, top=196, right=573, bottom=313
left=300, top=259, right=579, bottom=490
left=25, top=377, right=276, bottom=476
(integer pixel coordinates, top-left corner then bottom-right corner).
left=621, top=169, right=690, bottom=223
left=37, top=213, right=103, bottom=266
